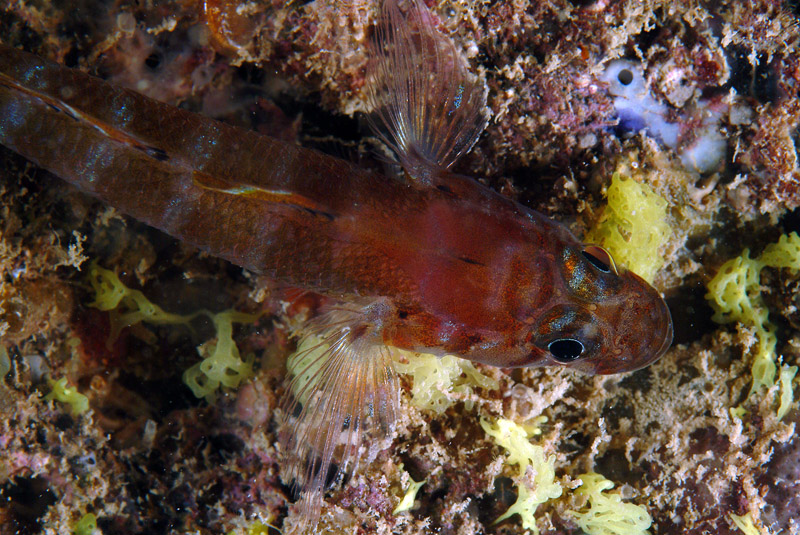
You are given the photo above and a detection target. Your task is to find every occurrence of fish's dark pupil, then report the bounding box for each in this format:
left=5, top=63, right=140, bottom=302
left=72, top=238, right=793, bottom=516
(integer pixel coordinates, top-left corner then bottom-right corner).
left=582, top=250, right=611, bottom=272
left=548, top=338, right=584, bottom=362
left=618, top=68, right=633, bottom=85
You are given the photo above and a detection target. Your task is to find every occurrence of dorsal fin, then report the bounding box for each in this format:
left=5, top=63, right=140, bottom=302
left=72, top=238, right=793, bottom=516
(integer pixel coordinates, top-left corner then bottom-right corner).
left=365, top=0, right=488, bottom=184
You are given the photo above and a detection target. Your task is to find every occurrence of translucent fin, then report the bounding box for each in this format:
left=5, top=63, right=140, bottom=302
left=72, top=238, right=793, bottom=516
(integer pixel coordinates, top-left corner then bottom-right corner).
left=278, top=301, right=399, bottom=531
left=365, top=0, right=488, bottom=182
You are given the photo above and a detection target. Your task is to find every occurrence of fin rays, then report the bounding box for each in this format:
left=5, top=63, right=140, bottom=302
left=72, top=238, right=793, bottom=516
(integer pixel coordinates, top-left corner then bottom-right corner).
left=279, top=303, right=399, bottom=530
left=365, top=0, right=488, bottom=181
left=278, top=1, right=488, bottom=528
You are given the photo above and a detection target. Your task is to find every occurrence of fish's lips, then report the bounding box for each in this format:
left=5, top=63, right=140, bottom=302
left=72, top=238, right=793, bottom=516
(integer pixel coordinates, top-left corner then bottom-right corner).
left=593, top=272, right=674, bottom=375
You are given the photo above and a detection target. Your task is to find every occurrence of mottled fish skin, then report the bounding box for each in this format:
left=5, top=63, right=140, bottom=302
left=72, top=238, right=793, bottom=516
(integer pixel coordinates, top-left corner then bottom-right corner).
left=0, top=0, right=673, bottom=529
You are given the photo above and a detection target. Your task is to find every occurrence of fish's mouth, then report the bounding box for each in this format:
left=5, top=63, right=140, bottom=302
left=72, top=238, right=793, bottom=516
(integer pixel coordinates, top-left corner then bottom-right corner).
left=619, top=289, right=674, bottom=374
left=589, top=278, right=674, bottom=375
left=654, top=297, right=674, bottom=359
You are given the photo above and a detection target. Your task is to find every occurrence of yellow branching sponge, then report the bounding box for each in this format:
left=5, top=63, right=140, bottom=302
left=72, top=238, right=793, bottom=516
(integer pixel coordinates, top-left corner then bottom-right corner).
left=568, top=472, right=651, bottom=535
left=182, top=311, right=258, bottom=402
left=481, top=417, right=562, bottom=534
left=89, top=263, right=194, bottom=344
left=393, top=350, right=499, bottom=414
left=45, top=377, right=90, bottom=415
left=72, top=513, right=98, bottom=535
left=705, top=232, right=800, bottom=416
left=393, top=464, right=426, bottom=515
left=585, top=172, right=671, bottom=284
left=225, top=518, right=280, bottom=535
left=285, top=328, right=500, bottom=477
left=88, top=263, right=257, bottom=402
left=289, top=339, right=499, bottom=414
left=729, top=513, right=761, bottom=535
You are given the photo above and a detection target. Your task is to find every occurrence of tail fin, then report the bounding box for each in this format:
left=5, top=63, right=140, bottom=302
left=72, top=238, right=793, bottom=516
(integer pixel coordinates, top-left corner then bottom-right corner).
left=278, top=300, right=399, bottom=531
left=365, top=0, right=488, bottom=183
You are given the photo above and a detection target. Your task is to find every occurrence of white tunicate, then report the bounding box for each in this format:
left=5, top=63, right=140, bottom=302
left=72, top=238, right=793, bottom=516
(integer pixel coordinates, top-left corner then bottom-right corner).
left=729, top=104, right=754, bottom=126
left=143, top=419, right=157, bottom=449
left=602, top=60, right=679, bottom=148
left=578, top=133, right=598, bottom=150
left=602, top=59, right=727, bottom=173
left=116, top=12, right=136, bottom=35
left=681, top=127, right=727, bottom=174
left=24, top=353, right=48, bottom=382
left=602, top=60, right=647, bottom=99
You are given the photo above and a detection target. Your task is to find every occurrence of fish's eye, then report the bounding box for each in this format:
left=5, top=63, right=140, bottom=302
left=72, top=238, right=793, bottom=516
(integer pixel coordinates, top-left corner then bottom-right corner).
left=617, top=68, right=633, bottom=86
left=582, top=245, right=618, bottom=275
left=548, top=338, right=585, bottom=362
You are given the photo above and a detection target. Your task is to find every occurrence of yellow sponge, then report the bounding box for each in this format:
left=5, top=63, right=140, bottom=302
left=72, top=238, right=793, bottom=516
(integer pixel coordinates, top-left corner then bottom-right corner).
left=182, top=310, right=258, bottom=402
left=568, top=472, right=651, bottom=535
left=72, top=513, right=98, bottom=535
left=45, top=377, right=90, bottom=415
left=705, top=232, right=800, bottom=414
left=88, top=263, right=192, bottom=344
left=88, top=263, right=257, bottom=402
left=729, top=513, right=760, bottom=535
left=480, top=417, right=562, bottom=534
left=393, top=350, right=499, bottom=414
left=393, top=464, right=426, bottom=515
left=586, top=172, right=671, bottom=283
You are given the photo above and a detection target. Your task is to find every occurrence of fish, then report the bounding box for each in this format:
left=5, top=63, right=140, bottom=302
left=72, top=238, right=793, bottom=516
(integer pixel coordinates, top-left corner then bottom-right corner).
left=0, top=0, right=673, bottom=529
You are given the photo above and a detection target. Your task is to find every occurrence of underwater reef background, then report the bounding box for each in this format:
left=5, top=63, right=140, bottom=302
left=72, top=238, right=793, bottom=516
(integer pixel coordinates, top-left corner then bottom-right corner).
left=1, top=0, right=799, bottom=534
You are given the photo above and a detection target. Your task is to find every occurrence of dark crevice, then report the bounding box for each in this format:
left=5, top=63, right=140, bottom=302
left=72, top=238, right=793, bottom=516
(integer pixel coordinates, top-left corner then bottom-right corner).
left=0, top=476, right=58, bottom=535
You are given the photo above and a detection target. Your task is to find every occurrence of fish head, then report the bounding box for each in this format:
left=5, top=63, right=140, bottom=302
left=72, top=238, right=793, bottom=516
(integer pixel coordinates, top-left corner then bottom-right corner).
left=526, top=244, right=673, bottom=374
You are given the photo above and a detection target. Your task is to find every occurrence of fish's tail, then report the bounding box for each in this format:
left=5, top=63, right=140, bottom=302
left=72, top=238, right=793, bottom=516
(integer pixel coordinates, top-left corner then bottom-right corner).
left=278, top=299, right=399, bottom=531
left=364, top=0, right=488, bottom=184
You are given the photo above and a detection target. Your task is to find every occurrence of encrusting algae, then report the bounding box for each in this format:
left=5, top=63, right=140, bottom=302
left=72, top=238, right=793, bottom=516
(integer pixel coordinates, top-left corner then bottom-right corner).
left=1, top=0, right=800, bottom=534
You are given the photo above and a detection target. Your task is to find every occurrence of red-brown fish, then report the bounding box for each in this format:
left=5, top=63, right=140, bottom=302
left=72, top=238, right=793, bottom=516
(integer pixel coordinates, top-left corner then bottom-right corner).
left=0, top=0, right=672, bottom=529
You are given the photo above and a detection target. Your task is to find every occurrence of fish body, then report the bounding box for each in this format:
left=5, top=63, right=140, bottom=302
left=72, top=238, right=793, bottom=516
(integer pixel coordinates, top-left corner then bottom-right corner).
left=0, top=0, right=673, bottom=528
left=0, top=43, right=670, bottom=374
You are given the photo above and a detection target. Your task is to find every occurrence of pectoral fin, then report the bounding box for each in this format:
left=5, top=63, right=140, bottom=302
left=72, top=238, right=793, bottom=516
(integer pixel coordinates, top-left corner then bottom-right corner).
left=278, top=300, right=399, bottom=531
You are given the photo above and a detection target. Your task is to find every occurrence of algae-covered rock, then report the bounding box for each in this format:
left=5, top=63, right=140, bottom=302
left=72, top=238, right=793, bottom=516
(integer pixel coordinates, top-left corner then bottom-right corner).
left=1, top=1, right=799, bottom=534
